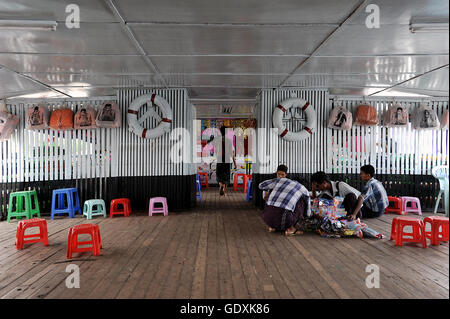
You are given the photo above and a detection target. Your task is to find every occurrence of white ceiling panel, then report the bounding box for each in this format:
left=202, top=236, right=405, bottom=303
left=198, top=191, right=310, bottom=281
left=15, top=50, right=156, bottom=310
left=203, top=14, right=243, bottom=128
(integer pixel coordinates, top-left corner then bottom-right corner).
left=0, top=0, right=116, bottom=22
left=150, top=56, right=303, bottom=74
left=0, top=54, right=150, bottom=74
left=163, top=74, right=283, bottom=88
left=114, top=0, right=359, bottom=24
left=396, top=66, right=449, bottom=93
left=318, top=25, right=449, bottom=56
left=0, top=68, right=49, bottom=98
left=53, top=86, right=117, bottom=97
left=189, top=87, right=259, bottom=99
left=295, top=56, right=450, bottom=75
left=130, top=24, right=335, bottom=55
left=0, top=24, right=136, bottom=55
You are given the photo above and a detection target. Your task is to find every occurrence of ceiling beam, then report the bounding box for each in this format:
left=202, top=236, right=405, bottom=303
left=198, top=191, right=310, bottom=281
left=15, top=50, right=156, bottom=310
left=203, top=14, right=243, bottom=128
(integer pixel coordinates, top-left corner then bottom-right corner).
left=103, top=0, right=169, bottom=89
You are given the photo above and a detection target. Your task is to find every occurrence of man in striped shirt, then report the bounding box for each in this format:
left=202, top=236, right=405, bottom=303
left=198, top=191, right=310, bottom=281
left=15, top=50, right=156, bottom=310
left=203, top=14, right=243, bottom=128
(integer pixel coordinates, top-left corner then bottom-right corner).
left=348, top=165, right=389, bottom=221
left=259, top=164, right=310, bottom=236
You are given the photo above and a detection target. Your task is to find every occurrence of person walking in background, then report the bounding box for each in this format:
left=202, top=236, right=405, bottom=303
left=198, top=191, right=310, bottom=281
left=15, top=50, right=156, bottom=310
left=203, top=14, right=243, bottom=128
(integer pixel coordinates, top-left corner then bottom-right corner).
left=216, top=125, right=236, bottom=196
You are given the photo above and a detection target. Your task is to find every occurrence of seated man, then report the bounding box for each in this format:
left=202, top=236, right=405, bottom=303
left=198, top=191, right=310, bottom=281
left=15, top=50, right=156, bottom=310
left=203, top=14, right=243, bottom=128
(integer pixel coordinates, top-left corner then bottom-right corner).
left=258, top=164, right=310, bottom=236
left=310, top=171, right=361, bottom=219
left=347, top=165, right=389, bottom=221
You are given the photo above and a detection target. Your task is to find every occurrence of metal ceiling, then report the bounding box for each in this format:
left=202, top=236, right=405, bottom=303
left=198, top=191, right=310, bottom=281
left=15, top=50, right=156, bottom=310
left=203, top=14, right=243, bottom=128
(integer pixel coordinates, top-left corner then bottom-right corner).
left=0, top=0, right=448, bottom=101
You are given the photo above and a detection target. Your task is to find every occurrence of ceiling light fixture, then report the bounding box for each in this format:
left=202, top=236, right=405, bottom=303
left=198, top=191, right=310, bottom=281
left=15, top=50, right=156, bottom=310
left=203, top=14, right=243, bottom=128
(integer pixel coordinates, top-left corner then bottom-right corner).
left=410, top=21, right=449, bottom=33
left=0, top=20, right=57, bottom=31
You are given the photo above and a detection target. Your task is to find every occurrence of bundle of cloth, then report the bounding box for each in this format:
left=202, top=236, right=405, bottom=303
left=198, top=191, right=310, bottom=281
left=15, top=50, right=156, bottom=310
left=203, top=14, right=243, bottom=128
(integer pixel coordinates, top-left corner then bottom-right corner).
left=297, top=198, right=385, bottom=239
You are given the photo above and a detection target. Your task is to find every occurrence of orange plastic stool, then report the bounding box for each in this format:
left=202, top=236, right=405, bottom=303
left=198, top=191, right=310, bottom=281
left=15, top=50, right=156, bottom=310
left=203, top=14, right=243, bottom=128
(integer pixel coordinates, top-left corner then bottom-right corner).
left=390, top=216, right=427, bottom=248
left=15, top=218, right=49, bottom=250
left=233, top=173, right=246, bottom=191
left=67, top=224, right=102, bottom=259
left=198, top=172, right=209, bottom=189
left=243, top=174, right=252, bottom=193
left=424, top=216, right=449, bottom=246
left=385, top=196, right=405, bottom=215
left=110, top=198, right=131, bottom=218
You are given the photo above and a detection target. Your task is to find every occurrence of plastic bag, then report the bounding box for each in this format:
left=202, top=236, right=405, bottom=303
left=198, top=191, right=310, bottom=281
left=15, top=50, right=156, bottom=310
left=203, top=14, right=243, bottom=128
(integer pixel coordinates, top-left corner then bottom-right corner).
left=74, top=105, right=97, bottom=129
left=49, top=108, right=74, bottom=130
left=354, top=104, right=378, bottom=126
left=412, top=105, right=440, bottom=130
left=441, top=110, right=449, bottom=129
left=0, top=111, right=19, bottom=141
left=95, top=102, right=121, bottom=128
left=328, top=106, right=353, bottom=130
left=383, top=104, right=408, bottom=127
left=26, top=104, right=50, bottom=130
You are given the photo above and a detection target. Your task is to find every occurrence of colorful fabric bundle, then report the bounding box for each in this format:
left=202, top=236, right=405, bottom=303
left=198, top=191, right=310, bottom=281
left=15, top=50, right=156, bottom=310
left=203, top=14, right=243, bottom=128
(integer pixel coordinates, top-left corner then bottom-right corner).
left=328, top=106, right=353, bottom=130
left=354, top=104, right=379, bottom=126
left=96, top=102, right=121, bottom=128
left=383, top=104, right=409, bottom=127
left=412, top=105, right=440, bottom=130
left=74, top=105, right=97, bottom=129
left=26, top=103, right=50, bottom=130
left=49, top=108, right=74, bottom=130
left=0, top=111, right=19, bottom=141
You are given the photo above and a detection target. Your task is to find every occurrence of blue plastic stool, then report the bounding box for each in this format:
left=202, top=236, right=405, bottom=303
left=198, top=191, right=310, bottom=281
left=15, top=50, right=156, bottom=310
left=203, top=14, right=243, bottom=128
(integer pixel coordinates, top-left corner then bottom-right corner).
left=51, top=188, right=82, bottom=220
left=196, top=176, right=202, bottom=202
left=83, top=199, right=107, bottom=219
left=246, top=179, right=253, bottom=202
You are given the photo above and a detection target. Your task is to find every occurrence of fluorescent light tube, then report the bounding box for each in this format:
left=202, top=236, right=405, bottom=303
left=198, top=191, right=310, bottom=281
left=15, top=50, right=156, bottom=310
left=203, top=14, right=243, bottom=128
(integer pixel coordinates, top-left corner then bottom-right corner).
left=410, top=22, right=449, bottom=33
left=0, top=20, right=57, bottom=31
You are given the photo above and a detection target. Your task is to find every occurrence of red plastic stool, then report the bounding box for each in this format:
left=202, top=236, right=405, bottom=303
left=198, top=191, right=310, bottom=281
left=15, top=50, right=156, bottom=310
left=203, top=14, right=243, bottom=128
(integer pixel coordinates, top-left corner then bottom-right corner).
left=243, top=174, right=252, bottom=193
left=233, top=173, right=246, bottom=191
left=424, top=216, right=449, bottom=246
left=110, top=198, right=131, bottom=218
left=15, top=218, right=49, bottom=250
left=67, top=224, right=102, bottom=259
left=198, top=172, right=209, bottom=189
left=385, top=196, right=405, bottom=215
left=390, top=216, right=427, bottom=248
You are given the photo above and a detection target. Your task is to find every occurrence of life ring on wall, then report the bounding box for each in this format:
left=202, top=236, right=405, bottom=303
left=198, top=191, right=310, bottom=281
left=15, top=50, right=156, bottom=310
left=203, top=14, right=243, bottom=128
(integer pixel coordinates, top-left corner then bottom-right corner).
left=273, top=98, right=316, bottom=142
left=127, top=93, right=173, bottom=139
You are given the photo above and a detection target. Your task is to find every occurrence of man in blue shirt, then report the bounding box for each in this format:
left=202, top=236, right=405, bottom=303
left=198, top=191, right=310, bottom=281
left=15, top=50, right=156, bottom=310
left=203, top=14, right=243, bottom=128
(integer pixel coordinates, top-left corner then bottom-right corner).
left=347, top=165, right=389, bottom=221
left=259, top=164, right=310, bottom=236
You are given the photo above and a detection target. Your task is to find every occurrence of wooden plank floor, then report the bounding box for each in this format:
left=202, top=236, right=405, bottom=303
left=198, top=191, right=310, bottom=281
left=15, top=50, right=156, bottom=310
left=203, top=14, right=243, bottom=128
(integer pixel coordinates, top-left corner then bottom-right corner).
left=0, top=188, right=448, bottom=299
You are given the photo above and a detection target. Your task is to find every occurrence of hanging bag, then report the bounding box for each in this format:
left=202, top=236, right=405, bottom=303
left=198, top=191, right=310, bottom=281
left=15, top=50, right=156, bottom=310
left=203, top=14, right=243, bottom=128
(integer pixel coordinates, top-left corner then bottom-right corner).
left=0, top=111, right=19, bottom=141
left=412, top=105, right=440, bottom=130
left=354, top=104, right=379, bottom=126
left=328, top=106, right=352, bottom=130
left=26, top=103, right=50, bottom=130
left=440, top=110, right=449, bottom=129
left=74, top=105, right=97, bottom=129
left=96, top=101, right=121, bottom=128
left=49, top=108, right=74, bottom=130
left=383, top=104, right=409, bottom=127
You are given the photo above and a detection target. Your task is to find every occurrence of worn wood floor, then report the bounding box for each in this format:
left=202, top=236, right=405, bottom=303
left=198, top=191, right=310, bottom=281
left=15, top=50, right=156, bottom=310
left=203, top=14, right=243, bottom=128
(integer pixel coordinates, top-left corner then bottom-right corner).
left=0, top=188, right=448, bottom=299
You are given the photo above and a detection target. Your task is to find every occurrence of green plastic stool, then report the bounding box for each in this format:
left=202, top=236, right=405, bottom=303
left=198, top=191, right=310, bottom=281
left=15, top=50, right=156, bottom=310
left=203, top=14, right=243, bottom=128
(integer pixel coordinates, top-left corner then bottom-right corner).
left=83, top=199, right=107, bottom=220
left=7, top=190, right=40, bottom=222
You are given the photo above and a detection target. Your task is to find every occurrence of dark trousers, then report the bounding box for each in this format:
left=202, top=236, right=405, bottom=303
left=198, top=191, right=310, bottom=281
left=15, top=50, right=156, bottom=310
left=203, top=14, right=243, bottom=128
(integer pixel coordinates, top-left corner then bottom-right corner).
left=261, top=197, right=306, bottom=231
left=342, top=193, right=384, bottom=219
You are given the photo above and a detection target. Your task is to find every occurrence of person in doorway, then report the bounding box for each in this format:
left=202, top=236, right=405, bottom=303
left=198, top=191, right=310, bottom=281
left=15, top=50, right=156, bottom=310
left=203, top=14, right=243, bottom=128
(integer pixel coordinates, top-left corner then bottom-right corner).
left=310, top=171, right=361, bottom=219
left=258, top=164, right=310, bottom=236
left=347, top=165, right=389, bottom=221
left=216, top=125, right=236, bottom=196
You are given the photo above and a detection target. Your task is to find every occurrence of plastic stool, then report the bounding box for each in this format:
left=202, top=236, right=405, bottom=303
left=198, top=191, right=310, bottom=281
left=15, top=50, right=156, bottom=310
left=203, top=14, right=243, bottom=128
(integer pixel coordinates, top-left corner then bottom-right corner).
left=385, top=196, right=405, bottom=215
left=51, top=188, right=82, bottom=220
left=149, top=197, right=169, bottom=216
left=243, top=174, right=252, bottom=193
left=110, top=198, right=131, bottom=218
left=246, top=179, right=253, bottom=202
left=198, top=172, right=209, bottom=189
left=424, top=216, right=449, bottom=246
left=233, top=173, right=246, bottom=191
left=196, top=179, right=202, bottom=202
left=390, top=216, right=427, bottom=248
left=67, top=224, right=102, bottom=259
left=83, top=199, right=107, bottom=219
left=7, top=190, right=40, bottom=222
left=15, top=218, right=48, bottom=250
left=401, top=196, right=422, bottom=215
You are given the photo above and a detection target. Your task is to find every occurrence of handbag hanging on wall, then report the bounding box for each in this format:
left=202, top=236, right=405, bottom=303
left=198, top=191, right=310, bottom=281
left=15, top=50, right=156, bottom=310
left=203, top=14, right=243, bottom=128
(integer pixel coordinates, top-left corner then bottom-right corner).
left=354, top=104, right=379, bottom=126
left=440, top=110, right=449, bottom=129
left=412, top=105, right=440, bottom=130
left=328, top=105, right=352, bottom=130
left=383, top=104, right=409, bottom=127
left=26, top=103, right=50, bottom=130
left=74, top=105, right=97, bottom=129
left=96, top=102, right=121, bottom=128
left=0, top=99, right=19, bottom=141
left=49, top=107, right=74, bottom=130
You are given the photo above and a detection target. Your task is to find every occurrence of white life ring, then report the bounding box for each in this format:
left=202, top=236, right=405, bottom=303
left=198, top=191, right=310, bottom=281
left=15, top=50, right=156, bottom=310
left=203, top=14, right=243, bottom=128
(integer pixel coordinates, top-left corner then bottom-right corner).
left=273, top=98, right=316, bottom=142
left=127, top=93, right=173, bottom=139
